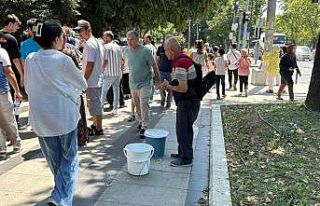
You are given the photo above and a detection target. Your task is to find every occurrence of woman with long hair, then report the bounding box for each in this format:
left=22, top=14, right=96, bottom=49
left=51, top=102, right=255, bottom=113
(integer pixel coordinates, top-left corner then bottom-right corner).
left=191, top=40, right=208, bottom=69
left=276, top=44, right=301, bottom=101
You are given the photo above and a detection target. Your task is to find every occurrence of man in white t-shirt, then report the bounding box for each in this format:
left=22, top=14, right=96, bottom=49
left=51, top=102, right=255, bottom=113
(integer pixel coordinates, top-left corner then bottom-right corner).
left=226, top=43, right=241, bottom=90
left=100, top=31, right=122, bottom=114
left=75, top=20, right=104, bottom=135
left=0, top=46, right=22, bottom=159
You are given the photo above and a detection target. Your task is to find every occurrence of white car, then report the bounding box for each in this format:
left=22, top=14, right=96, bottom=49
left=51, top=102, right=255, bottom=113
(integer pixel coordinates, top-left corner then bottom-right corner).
left=296, top=46, right=312, bottom=61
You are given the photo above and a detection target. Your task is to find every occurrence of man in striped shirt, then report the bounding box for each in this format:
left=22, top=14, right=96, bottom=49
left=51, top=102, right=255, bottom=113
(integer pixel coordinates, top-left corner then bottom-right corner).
left=100, top=31, right=122, bottom=114
left=161, top=36, right=200, bottom=167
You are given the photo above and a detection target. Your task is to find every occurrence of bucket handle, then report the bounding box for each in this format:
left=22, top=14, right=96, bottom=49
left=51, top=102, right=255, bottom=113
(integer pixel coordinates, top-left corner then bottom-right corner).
left=123, top=147, right=128, bottom=157
left=137, top=148, right=153, bottom=176
left=149, top=148, right=154, bottom=159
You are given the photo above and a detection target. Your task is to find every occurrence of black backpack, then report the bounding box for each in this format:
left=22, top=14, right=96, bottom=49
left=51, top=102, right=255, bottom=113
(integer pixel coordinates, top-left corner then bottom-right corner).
left=193, top=62, right=216, bottom=100
left=177, top=54, right=216, bottom=100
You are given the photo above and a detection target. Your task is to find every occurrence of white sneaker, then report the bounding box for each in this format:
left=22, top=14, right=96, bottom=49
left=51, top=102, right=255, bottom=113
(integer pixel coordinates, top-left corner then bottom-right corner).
left=13, top=140, right=21, bottom=153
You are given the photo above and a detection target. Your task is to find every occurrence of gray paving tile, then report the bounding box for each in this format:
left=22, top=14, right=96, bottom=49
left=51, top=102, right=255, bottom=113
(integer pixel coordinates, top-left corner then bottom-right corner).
left=97, top=182, right=187, bottom=206
left=114, top=170, right=190, bottom=190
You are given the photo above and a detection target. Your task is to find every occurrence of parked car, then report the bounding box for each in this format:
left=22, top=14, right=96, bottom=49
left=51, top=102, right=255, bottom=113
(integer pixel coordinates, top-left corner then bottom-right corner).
left=296, top=46, right=312, bottom=61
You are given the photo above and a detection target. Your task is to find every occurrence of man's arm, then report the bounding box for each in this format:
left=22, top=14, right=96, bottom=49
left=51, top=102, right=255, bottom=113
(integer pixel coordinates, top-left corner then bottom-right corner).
left=12, top=58, right=24, bottom=86
left=151, top=63, right=161, bottom=87
left=84, top=62, right=94, bottom=80
left=5, top=65, right=22, bottom=100
left=162, top=79, right=188, bottom=93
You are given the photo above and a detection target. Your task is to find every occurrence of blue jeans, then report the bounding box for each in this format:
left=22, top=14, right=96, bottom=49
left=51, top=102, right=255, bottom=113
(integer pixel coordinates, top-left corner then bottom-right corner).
left=38, top=129, right=78, bottom=206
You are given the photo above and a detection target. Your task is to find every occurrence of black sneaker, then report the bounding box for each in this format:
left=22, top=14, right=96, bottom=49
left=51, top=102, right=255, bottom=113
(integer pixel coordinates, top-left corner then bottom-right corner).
left=136, top=124, right=142, bottom=131
left=139, top=129, right=145, bottom=139
left=88, top=125, right=96, bottom=136
left=170, top=153, right=181, bottom=158
left=170, top=159, right=193, bottom=167
left=95, top=129, right=104, bottom=136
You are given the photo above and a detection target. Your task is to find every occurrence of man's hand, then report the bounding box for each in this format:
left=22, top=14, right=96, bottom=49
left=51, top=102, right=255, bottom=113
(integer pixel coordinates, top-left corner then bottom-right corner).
left=297, top=69, right=302, bottom=76
left=15, top=92, right=23, bottom=101
left=160, top=79, right=170, bottom=90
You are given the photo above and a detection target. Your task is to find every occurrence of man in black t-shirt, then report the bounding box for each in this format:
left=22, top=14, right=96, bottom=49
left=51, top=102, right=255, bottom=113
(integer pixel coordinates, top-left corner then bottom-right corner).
left=156, top=37, right=173, bottom=108
left=0, top=14, right=24, bottom=128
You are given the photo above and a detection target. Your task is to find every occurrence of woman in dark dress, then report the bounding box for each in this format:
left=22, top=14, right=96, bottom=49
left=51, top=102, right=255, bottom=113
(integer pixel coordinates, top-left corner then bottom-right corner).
left=276, top=44, right=301, bottom=101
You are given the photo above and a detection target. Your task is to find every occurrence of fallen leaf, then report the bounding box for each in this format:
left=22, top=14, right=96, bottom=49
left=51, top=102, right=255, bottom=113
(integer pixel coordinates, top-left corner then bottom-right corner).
left=270, top=147, right=285, bottom=155
left=296, top=128, right=305, bottom=134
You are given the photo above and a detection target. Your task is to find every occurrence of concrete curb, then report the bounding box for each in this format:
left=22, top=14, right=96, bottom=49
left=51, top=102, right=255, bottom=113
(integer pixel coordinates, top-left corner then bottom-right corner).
left=209, top=105, right=232, bottom=206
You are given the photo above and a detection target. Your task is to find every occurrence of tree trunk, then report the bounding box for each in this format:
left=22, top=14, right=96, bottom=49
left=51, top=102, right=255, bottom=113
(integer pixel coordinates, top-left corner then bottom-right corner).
left=305, top=34, right=320, bottom=112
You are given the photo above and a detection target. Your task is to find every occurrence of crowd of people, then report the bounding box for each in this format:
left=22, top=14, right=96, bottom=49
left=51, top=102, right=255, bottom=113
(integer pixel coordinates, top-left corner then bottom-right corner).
left=0, top=13, right=302, bottom=206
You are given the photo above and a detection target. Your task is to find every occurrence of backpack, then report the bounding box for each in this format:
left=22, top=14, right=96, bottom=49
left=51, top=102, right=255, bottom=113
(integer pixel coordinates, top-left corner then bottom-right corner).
left=177, top=54, right=216, bottom=100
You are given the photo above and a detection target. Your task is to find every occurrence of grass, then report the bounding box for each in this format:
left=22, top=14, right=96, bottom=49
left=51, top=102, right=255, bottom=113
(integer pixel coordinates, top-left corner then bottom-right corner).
left=221, top=103, right=320, bottom=206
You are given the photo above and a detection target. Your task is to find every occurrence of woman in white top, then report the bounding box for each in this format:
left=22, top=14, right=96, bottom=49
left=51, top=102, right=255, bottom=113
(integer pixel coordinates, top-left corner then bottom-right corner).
left=214, top=48, right=228, bottom=99
left=24, top=20, right=87, bottom=206
left=191, top=40, right=208, bottom=69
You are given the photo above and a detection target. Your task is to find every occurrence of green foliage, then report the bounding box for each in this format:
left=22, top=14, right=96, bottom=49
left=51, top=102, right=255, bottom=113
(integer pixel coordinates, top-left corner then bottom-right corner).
left=0, top=0, right=79, bottom=27
left=78, top=0, right=221, bottom=36
left=206, top=0, right=265, bottom=47
left=276, top=0, right=320, bottom=46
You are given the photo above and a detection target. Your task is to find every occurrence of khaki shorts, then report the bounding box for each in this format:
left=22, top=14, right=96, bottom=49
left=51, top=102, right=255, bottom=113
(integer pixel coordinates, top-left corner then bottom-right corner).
left=86, top=87, right=102, bottom=116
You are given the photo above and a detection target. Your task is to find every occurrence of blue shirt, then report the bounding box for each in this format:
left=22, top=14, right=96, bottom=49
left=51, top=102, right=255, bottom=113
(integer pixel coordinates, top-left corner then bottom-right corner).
left=0, top=48, right=11, bottom=93
left=124, top=46, right=155, bottom=89
left=20, top=38, right=41, bottom=60
left=0, top=62, right=9, bottom=93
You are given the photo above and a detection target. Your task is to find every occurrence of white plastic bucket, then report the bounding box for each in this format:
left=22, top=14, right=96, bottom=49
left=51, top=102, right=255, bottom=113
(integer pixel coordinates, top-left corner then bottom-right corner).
left=123, top=143, right=154, bottom=176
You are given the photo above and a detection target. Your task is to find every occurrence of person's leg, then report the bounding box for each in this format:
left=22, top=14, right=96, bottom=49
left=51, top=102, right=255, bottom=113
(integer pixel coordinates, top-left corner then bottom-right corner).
left=165, top=72, right=173, bottom=107
left=139, top=86, right=151, bottom=130
left=50, top=129, right=78, bottom=206
left=244, top=76, right=249, bottom=96
left=277, top=76, right=287, bottom=99
left=119, top=78, right=125, bottom=107
left=112, top=76, right=121, bottom=110
left=100, top=77, right=112, bottom=107
left=239, top=76, right=244, bottom=93
left=216, top=75, right=221, bottom=98
left=228, top=69, right=233, bottom=89
left=131, top=89, right=141, bottom=126
left=234, top=69, right=239, bottom=90
left=38, top=136, right=62, bottom=177
left=0, top=92, right=20, bottom=156
left=287, top=75, right=294, bottom=101
left=160, top=72, right=166, bottom=106
left=174, top=100, right=200, bottom=164
left=221, top=75, right=226, bottom=96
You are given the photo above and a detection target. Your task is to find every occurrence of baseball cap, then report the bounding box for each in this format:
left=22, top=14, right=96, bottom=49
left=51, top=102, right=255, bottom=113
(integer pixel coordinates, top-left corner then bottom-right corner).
left=73, top=19, right=91, bottom=31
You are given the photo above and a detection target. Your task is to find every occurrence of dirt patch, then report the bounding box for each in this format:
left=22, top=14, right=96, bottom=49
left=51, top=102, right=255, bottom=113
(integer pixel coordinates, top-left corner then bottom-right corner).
left=222, top=103, right=320, bottom=205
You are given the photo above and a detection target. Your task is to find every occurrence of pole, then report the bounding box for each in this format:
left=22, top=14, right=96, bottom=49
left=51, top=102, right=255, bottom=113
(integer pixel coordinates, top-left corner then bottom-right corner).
left=242, top=0, right=250, bottom=48
left=238, top=9, right=243, bottom=49
left=265, top=0, right=276, bottom=53
left=188, top=18, right=192, bottom=49
left=265, top=0, right=277, bottom=92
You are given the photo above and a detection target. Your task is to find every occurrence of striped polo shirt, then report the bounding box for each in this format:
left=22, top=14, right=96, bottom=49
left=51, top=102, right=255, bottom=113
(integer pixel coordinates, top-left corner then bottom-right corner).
left=104, top=41, right=122, bottom=77
left=173, top=53, right=197, bottom=81
left=172, top=52, right=198, bottom=100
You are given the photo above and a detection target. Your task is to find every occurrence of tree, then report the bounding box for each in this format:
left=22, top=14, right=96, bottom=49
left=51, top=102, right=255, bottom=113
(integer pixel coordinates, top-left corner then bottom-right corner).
left=0, top=0, right=79, bottom=27
left=305, top=34, right=320, bottom=112
left=276, top=0, right=320, bottom=47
